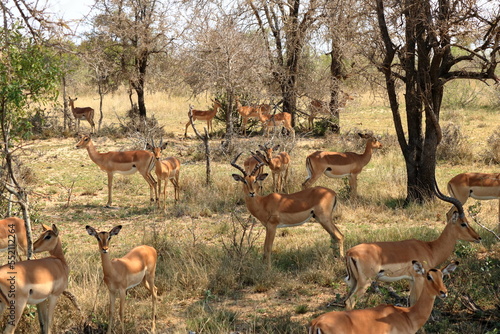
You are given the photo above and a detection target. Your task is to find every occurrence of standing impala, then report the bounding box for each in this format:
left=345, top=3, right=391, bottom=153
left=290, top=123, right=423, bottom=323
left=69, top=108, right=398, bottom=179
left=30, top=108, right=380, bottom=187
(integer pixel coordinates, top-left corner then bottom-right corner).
left=68, top=96, right=96, bottom=134
left=231, top=153, right=345, bottom=267
left=259, top=112, right=294, bottom=137
left=76, top=134, right=157, bottom=208
left=235, top=96, right=271, bottom=136
left=302, top=133, right=382, bottom=197
left=447, top=172, right=500, bottom=227
left=0, top=224, right=69, bottom=334
left=256, top=144, right=290, bottom=193
left=244, top=153, right=265, bottom=195
left=309, top=261, right=458, bottom=334
left=343, top=182, right=480, bottom=310
left=308, top=93, right=354, bottom=130
left=86, top=225, right=158, bottom=334
left=184, top=99, right=222, bottom=137
left=146, top=139, right=181, bottom=208
left=0, top=217, right=27, bottom=260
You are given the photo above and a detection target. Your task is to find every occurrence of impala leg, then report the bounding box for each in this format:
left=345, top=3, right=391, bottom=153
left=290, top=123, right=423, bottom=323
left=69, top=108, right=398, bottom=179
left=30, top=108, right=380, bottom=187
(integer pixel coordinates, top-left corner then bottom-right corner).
left=107, top=291, right=116, bottom=334
left=106, top=173, right=113, bottom=208
left=170, top=178, right=179, bottom=201
left=157, top=179, right=162, bottom=208
left=162, top=178, right=167, bottom=209
left=37, top=299, right=49, bottom=334
left=345, top=278, right=371, bottom=310
left=3, top=295, right=28, bottom=334
left=143, top=273, right=158, bottom=333
left=283, top=167, right=289, bottom=193
left=301, top=168, right=323, bottom=190
left=318, top=219, right=345, bottom=257
left=263, top=226, right=277, bottom=268
left=184, top=120, right=192, bottom=137
left=348, top=174, right=358, bottom=197
left=142, top=171, right=157, bottom=204
left=44, top=295, right=59, bottom=334
left=119, top=289, right=126, bottom=334
left=408, top=279, right=419, bottom=306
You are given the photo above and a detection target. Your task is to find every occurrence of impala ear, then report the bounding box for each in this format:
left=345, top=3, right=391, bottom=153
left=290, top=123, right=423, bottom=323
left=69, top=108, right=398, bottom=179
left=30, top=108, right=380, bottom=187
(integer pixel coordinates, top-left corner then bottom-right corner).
left=42, top=224, right=51, bottom=231
left=257, top=173, right=269, bottom=181
left=161, top=141, right=168, bottom=150
left=232, top=174, right=245, bottom=183
left=442, top=261, right=459, bottom=276
left=273, top=145, right=280, bottom=151
left=412, top=260, right=425, bottom=275
left=110, top=225, right=122, bottom=236
left=86, top=225, right=98, bottom=237
left=51, top=224, right=59, bottom=236
left=146, top=143, right=153, bottom=150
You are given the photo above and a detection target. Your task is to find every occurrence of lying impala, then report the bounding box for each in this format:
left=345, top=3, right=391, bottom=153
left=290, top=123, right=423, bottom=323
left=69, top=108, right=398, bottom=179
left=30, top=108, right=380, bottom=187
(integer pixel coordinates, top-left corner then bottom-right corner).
left=184, top=99, right=222, bottom=137
left=309, top=261, right=458, bottom=334
left=86, top=225, right=158, bottom=334
left=447, top=172, right=500, bottom=226
left=302, top=133, right=382, bottom=197
left=344, top=182, right=480, bottom=310
left=308, top=92, right=354, bottom=130
left=68, top=96, right=96, bottom=133
left=146, top=139, right=181, bottom=208
left=0, top=224, right=69, bottom=334
left=231, top=153, right=345, bottom=267
left=236, top=96, right=271, bottom=136
left=0, top=217, right=27, bottom=260
left=76, top=134, right=157, bottom=207
left=256, top=144, right=290, bottom=193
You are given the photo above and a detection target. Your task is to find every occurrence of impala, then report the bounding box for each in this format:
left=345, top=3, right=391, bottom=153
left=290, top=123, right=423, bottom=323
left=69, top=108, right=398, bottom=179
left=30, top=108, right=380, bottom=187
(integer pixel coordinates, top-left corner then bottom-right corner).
left=0, top=217, right=27, bottom=260
left=302, top=133, right=382, bottom=197
left=76, top=134, right=157, bottom=208
left=184, top=99, right=222, bottom=137
left=86, top=225, right=158, bottom=334
left=231, top=153, right=345, bottom=267
left=256, top=144, right=290, bottom=193
left=0, top=224, right=69, bottom=334
left=259, top=112, right=294, bottom=137
left=68, top=96, right=96, bottom=134
left=235, top=96, right=271, bottom=136
left=308, top=93, right=354, bottom=130
left=343, top=182, right=480, bottom=310
left=447, top=172, right=500, bottom=226
left=146, top=139, right=181, bottom=207
left=309, top=261, right=458, bottom=334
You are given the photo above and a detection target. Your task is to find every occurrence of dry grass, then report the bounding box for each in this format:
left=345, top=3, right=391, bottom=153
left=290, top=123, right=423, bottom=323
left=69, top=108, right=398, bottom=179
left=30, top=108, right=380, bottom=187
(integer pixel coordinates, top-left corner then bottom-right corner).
left=2, top=88, right=500, bottom=333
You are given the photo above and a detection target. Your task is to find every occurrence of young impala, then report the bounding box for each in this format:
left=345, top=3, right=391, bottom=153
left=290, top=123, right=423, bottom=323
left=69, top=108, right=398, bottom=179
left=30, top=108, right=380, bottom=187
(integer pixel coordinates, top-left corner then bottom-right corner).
left=0, top=217, right=27, bottom=260
left=343, top=182, right=480, bottom=310
left=235, top=96, right=271, bottom=136
left=447, top=172, right=500, bottom=228
left=256, top=144, right=290, bottom=193
left=76, top=134, right=157, bottom=207
left=309, top=261, right=458, bottom=334
left=231, top=153, right=345, bottom=267
left=0, top=224, right=69, bottom=334
left=86, top=225, right=158, bottom=334
left=68, top=96, right=95, bottom=133
left=184, top=99, right=222, bottom=137
left=302, top=133, right=382, bottom=197
left=146, top=139, right=181, bottom=208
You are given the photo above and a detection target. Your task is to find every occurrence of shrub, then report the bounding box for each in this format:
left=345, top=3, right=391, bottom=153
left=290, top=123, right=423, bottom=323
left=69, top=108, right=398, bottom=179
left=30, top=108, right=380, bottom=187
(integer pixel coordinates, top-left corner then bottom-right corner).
left=437, top=122, right=473, bottom=164
left=481, top=126, right=500, bottom=164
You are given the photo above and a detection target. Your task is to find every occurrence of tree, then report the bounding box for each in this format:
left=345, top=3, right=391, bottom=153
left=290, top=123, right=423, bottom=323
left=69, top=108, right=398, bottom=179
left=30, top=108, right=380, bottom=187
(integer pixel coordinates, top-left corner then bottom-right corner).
left=91, top=0, right=177, bottom=120
left=367, top=0, right=499, bottom=203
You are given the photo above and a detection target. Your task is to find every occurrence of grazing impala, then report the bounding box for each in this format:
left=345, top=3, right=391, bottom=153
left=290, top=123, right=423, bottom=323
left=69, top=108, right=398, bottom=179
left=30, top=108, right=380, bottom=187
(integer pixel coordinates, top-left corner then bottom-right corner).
left=447, top=172, right=500, bottom=226
left=256, top=144, right=290, bottom=193
left=0, top=224, right=69, bottom=334
left=259, top=112, right=294, bottom=137
left=86, top=225, right=158, bottom=334
left=76, top=134, right=157, bottom=207
left=68, top=96, right=96, bottom=133
left=0, top=217, right=27, bottom=260
left=184, top=99, right=222, bottom=137
left=231, top=153, right=344, bottom=267
left=302, top=133, right=382, bottom=197
left=308, top=93, right=354, bottom=129
left=146, top=139, right=181, bottom=207
left=235, top=96, right=271, bottom=136
left=309, top=261, right=458, bottom=334
left=343, top=182, right=480, bottom=310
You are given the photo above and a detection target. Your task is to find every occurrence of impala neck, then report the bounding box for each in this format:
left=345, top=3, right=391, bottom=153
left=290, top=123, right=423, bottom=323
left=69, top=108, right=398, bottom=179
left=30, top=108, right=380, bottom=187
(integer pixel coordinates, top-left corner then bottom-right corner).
left=50, top=237, right=69, bottom=274
left=85, top=140, right=103, bottom=165
left=406, top=281, right=438, bottom=330
left=242, top=187, right=268, bottom=222
left=99, top=250, right=117, bottom=278
left=360, top=141, right=374, bottom=164
left=428, top=222, right=457, bottom=266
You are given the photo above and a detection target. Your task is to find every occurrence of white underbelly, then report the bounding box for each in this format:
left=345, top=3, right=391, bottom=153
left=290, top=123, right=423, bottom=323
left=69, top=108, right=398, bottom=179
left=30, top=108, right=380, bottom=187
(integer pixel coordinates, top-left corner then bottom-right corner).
left=276, top=212, right=314, bottom=228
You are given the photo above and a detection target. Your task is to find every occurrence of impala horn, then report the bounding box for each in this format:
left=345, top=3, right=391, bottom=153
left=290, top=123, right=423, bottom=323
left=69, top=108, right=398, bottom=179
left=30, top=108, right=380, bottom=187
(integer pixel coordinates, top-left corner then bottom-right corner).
left=434, top=178, right=465, bottom=218
left=249, top=154, right=265, bottom=176
left=231, top=153, right=247, bottom=176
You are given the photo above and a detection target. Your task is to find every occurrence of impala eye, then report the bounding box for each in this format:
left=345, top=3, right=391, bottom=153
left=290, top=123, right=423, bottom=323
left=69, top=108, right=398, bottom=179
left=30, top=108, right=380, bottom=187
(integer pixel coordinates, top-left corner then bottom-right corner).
left=461, top=223, right=467, bottom=227
left=44, top=234, right=52, bottom=240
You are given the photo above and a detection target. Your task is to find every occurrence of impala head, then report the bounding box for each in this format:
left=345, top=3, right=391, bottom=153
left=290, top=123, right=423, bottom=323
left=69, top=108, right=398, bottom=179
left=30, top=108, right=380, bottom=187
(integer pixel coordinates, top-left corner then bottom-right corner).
left=258, top=144, right=280, bottom=161
left=434, top=179, right=481, bottom=243
left=146, top=139, right=168, bottom=160
left=212, top=99, right=222, bottom=110
left=413, top=260, right=458, bottom=299
left=231, top=153, right=267, bottom=197
left=33, top=224, right=60, bottom=253
left=76, top=134, right=92, bottom=149
left=359, top=133, right=383, bottom=149
left=86, top=225, right=122, bottom=254
left=68, top=96, right=77, bottom=104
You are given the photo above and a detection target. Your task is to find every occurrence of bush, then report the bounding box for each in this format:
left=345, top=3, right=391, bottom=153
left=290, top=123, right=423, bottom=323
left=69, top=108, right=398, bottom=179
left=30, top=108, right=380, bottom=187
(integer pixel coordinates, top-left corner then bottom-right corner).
left=481, top=126, right=500, bottom=164
left=437, top=122, right=474, bottom=164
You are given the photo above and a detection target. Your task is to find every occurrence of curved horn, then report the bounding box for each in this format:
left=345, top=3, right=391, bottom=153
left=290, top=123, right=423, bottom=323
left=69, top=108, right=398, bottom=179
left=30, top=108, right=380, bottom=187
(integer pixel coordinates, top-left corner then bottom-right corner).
left=434, top=178, right=465, bottom=218
left=231, top=153, right=247, bottom=176
left=250, top=154, right=265, bottom=176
